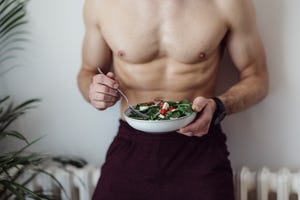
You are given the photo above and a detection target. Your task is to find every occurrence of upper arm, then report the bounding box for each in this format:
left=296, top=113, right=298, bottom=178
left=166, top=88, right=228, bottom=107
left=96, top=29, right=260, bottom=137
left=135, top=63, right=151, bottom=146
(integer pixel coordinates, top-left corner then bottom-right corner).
left=81, top=0, right=112, bottom=73
left=219, top=0, right=268, bottom=80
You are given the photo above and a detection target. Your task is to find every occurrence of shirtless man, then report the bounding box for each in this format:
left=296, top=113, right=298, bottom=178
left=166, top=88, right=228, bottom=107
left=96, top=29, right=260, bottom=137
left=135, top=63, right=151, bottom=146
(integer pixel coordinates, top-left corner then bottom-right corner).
left=77, top=0, right=268, bottom=199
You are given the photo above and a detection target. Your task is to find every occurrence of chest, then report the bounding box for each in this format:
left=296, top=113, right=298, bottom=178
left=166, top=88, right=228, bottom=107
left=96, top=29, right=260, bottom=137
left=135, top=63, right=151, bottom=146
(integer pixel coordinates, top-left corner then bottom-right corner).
left=99, top=0, right=228, bottom=64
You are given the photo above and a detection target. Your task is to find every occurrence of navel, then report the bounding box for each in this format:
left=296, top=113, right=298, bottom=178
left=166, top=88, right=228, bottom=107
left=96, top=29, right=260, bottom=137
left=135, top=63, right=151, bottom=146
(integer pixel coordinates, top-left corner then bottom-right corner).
left=118, top=50, right=125, bottom=57
left=199, top=52, right=206, bottom=60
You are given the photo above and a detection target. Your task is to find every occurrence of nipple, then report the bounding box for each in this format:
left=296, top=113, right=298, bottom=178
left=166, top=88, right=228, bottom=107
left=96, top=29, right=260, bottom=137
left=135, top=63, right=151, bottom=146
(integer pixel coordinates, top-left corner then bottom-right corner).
left=199, top=52, right=206, bottom=59
left=118, top=50, right=125, bottom=57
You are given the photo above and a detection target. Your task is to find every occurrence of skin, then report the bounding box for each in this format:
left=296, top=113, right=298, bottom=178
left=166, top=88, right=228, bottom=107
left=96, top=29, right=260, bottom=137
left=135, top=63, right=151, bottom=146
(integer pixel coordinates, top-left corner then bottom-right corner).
left=77, top=0, right=269, bottom=137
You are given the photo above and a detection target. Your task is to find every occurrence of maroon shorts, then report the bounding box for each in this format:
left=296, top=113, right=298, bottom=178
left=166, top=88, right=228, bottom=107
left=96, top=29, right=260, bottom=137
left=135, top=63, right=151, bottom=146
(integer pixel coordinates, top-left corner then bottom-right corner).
left=92, top=120, right=234, bottom=200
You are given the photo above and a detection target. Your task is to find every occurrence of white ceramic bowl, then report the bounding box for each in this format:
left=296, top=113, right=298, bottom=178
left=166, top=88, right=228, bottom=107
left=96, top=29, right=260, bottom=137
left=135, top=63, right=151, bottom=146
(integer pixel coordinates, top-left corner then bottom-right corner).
left=124, top=108, right=197, bottom=133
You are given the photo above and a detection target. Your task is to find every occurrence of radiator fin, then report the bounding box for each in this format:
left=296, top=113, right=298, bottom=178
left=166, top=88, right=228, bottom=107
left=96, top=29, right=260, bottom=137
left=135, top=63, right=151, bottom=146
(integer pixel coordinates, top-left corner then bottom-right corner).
left=237, top=167, right=300, bottom=200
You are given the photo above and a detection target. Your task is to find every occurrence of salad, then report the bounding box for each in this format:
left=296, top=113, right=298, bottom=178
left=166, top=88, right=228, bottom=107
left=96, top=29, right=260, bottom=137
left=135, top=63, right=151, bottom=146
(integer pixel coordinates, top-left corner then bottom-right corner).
left=128, top=100, right=194, bottom=120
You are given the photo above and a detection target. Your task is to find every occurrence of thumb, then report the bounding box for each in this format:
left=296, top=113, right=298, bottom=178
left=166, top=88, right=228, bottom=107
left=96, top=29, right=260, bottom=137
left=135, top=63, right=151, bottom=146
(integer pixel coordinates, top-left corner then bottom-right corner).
left=106, top=72, right=120, bottom=89
left=106, top=72, right=116, bottom=80
left=192, top=97, right=208, bottom=112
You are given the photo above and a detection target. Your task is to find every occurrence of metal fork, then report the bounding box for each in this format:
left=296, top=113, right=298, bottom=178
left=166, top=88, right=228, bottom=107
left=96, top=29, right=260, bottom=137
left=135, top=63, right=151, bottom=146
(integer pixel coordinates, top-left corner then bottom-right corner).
left=97, top=68, right=149, bottom=119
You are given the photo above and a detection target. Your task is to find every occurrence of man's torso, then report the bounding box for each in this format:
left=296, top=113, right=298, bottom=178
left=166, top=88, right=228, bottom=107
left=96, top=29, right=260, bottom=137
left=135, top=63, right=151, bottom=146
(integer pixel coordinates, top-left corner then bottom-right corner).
left=95, top=0, right=228, bottom=112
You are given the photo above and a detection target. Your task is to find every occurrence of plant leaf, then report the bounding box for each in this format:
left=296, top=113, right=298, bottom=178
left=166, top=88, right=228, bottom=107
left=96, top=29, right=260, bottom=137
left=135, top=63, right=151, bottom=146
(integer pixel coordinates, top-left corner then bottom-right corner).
left=0, top=46, right=25, bottom=61
left=0, top=20, right=27, bottom=39
left=0, top=37, right=28, bottom=53
left=0, top=98, right=40, bottom=132
left=0, top=130, right=29, bottom=143
left=0, top=2, right=25, bottom=27
left=0, top=1, right=26, bottom=33
left=0, top=96, right=9, bottom=104
left=0, top=64, right=21, bottom=76
left=13, top=98, right=41, bottom=112
left=0, top=29, right=29, bottom=44
left=0, top=101, right=13, bottom=121
left=0, top=12, right=26, bottom=35
left=0, top=180, right=26, bottom=200
left=1, top=180, right=43, bottom=200
left=0, top=0, right=5, bottom=6
left=32, top=168, right=71, bottom=200
left=0, top=136, right=44, bottom=167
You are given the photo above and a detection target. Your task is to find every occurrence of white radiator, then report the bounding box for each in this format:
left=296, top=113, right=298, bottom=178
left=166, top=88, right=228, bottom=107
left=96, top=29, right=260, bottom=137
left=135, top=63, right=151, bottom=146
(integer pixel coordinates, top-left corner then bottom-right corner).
left=23, top=165, right=100, bottom=200
left=19, top=165, right=300, bottom=200
left=235, top=167, right=300, bottom=200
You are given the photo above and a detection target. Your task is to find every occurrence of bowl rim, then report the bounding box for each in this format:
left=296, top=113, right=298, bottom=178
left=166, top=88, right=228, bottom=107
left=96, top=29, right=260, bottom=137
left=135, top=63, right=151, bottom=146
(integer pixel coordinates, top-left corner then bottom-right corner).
left=124, top=108, right=197, bottom=123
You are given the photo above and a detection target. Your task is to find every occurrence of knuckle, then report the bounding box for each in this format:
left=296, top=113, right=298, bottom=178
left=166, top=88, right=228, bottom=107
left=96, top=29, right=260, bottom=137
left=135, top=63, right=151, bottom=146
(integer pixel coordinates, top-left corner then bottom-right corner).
left=112, top=90, right=118, bottom=97
left=92, top=75, right=98, bottom=83
left=89, top=83, right=95, bottom=92
left=91, top=101, right=99, bottom=108
left=196, top=133, right=205, bottom=137
left=203, top=118, right=211, bottom=125
left=99, top=74, right=105, bottom=82
left=194, top=96, right=205, bottom=103
left=97, top=93, right=105, bottom=100
left=103, top=86, right=109, bottom=93
left=111, top=96, right=117, bottom=102
left=193, top=97, right=207, bottom=111
left=89, top=90, right=95, bottom=100
left=95, top=102, right=106, bottom=109
left=95, top=74, right=104, bottom=83
left=203, top=126, right=209, bottom=133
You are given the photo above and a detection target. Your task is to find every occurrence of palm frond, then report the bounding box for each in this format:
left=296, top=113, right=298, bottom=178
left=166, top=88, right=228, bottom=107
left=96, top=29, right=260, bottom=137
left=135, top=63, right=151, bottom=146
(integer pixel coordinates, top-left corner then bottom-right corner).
left=0, top=29, right=29, bottom=44
left=0, top=0, right=29, bottom=74
left=0, top=0, right=27, bottom=36
left=0, top=0, right=6, bottom=6
left=0, top=97, right=40, bottom=132
left=0, top=1, right=68, bottom=199
left=0, top=64, right=21, bottom=76
left=0, top=130, right=29, bottom=143
left=0, top=1, right=26, bottom=26
left=0, top=180, right=26, bottom=200
left=32, top=168, right=71, bottom=200
left=0, top=20, right=27, bottom=38
left=1, top=180, right=44, bottom=200
left=0, top=96, right=9, bottom=104
left=0, top=38, right=28, bottom=54
left=13, top=98, right=41, bottom=112
left=0, top=136, right=44, bottom=166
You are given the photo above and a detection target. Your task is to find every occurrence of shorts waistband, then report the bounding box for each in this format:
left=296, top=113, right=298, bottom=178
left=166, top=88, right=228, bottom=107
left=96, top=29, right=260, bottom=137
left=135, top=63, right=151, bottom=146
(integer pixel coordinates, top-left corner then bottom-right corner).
left=116, top=119, right=222, bottom=142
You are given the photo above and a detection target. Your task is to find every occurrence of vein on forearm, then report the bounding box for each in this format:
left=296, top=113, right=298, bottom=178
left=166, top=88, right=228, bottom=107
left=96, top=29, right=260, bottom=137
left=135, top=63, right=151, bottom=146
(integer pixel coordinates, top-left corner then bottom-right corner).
left=219, top=71, right=268, bottom=114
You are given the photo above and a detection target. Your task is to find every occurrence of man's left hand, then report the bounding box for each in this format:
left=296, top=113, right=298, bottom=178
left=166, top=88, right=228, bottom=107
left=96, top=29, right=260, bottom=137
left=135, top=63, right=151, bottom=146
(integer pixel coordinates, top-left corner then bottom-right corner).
left=177, top=96, right=217, bottom=137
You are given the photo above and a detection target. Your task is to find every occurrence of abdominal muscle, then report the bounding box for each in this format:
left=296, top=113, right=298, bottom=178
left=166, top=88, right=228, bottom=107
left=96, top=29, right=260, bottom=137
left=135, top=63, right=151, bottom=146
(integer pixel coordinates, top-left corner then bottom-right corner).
left=113, top=54, right=221, bottom=118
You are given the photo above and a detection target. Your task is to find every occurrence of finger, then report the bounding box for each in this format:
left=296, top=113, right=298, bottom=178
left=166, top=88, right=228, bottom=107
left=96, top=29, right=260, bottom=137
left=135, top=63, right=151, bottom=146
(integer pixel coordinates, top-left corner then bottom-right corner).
left=179, top=109, right=212, bottom=135
left=179, top=117, right=207, bottom=133
left=176, top=131, right=193, bottom=137
left=93, top=74, right=119, bottom=89
left=106, top=72, right=116, bottom=79
left=90, top=92, right=119, bottom=102
left=193, top=132, right=208, bottom=137
left=91, top=84, right=119, bottom=97
left=91, top=101, right=115, bottom=110
left=192, top=96, right=209, bottom=112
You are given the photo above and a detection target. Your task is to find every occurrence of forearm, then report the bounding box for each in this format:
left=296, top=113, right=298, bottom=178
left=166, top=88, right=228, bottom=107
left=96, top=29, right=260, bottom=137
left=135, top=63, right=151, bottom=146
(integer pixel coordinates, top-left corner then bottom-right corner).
left=77, top=68, right=95, bottom=102
left=218, top=73, right=269, bottom=114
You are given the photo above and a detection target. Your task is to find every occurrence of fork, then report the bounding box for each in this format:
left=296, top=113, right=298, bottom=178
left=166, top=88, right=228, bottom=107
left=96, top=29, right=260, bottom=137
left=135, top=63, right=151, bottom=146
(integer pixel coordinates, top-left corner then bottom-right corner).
left=97, top=68, right=149, bottom=119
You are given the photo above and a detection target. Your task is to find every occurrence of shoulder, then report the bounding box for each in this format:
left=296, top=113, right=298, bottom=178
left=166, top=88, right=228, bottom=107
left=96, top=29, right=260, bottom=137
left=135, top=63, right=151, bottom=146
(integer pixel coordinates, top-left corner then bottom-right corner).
left=215, top=0, right=257, bottom=31
left=83, top=0, right=104, bottom=26
left=84, top=0, right=103, bottom=8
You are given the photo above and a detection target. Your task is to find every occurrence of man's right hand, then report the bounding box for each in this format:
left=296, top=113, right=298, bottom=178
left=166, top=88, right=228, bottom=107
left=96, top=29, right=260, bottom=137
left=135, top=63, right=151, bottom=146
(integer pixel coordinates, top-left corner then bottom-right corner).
left=89, top=72, right=120, bottom=110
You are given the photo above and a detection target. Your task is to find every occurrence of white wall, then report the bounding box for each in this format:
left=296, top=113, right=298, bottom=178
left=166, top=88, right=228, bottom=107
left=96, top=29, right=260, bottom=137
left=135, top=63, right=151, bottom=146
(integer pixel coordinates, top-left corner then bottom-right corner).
left=223, top=0, right=300, bottom=171
left=1, top=0, right=300, bottom=170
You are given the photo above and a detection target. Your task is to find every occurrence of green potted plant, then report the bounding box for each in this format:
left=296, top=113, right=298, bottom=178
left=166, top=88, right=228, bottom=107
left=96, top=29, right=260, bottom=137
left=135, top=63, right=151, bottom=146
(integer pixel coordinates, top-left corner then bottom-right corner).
left=0, top=96, right=62, bottom=200
left=0, top=0, right=64, bottom=199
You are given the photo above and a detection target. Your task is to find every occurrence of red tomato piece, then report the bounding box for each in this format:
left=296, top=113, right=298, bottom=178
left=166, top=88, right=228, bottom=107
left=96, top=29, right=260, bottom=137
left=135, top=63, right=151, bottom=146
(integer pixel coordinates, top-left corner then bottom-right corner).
left=160, top=109, right=167, bottom=115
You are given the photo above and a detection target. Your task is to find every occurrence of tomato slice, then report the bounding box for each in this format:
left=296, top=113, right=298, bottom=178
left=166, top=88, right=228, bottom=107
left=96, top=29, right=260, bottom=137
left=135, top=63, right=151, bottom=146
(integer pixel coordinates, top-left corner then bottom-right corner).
left=160, top=109, right=167, bottom=115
